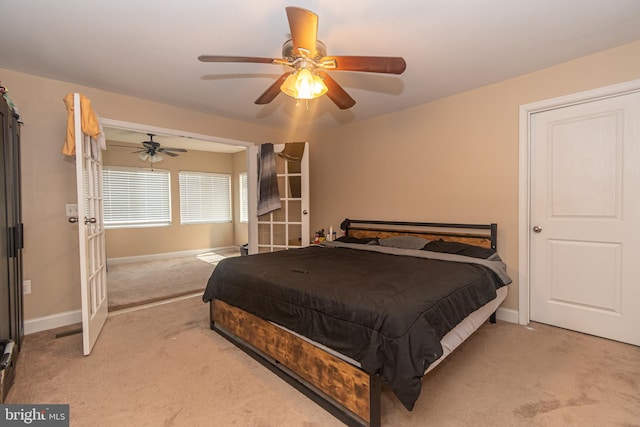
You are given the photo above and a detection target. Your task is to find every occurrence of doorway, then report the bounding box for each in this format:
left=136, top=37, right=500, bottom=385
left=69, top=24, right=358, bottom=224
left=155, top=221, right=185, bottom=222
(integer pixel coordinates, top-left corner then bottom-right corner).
left=519, top=79, right=640, bottom=346
left=100, top=119, right=254, bottom=311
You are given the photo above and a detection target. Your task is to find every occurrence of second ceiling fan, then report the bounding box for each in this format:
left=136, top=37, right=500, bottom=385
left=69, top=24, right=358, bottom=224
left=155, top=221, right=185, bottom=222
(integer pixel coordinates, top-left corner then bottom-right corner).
left=198, top=6, right=406, bottom=109
left=134, top=134, right=187, bottom=163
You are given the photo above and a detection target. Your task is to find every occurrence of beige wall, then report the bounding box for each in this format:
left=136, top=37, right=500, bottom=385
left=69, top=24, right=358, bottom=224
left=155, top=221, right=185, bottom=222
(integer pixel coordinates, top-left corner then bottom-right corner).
left=103, top=143, right=247, bottom=258
left=1, top=68, right=285, bottom=320
left=4, top=39, right=640, bottom=325
left=310, top=40, right=640, bottom=312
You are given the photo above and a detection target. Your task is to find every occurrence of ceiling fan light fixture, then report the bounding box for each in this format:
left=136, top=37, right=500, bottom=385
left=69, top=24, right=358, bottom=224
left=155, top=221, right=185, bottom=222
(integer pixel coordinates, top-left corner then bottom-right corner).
left=138, top=152, right=164, bottom=163
left=280, top=73, right=298, bottom=98
left=149, top=153, right=164, bottom=163
left=280, top=68, right=328, bottom=100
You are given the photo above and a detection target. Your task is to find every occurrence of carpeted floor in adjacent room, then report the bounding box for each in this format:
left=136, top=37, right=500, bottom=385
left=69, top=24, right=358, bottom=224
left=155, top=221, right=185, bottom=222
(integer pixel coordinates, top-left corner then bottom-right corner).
left=7, top=295, right=640, bottom=426
left=107, top=248, right=239, bottom=311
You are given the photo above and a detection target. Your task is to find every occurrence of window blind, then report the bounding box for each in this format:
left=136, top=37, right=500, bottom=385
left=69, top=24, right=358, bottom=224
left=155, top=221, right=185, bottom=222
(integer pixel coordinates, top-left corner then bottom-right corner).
left=179, top=171, right=231, bottom=224
left=240, top=172, right=248, bottom=223
left=102, top=167, right=171, bottom=228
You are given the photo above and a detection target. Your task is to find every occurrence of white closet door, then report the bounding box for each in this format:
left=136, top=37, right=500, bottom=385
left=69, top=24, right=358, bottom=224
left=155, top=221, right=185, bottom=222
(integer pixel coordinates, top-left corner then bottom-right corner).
left=530, top=90, right=640, bottom=346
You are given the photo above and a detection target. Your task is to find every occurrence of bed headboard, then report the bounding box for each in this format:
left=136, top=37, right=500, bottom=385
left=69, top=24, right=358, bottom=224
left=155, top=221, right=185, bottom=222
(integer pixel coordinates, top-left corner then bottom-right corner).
left=340, top=219, right=497, bottom=250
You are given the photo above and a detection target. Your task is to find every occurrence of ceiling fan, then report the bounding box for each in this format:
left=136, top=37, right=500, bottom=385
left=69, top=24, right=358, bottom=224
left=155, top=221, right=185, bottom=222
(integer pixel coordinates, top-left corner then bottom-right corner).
left=133, top=134, right=187, bottom=163
left=198, top=6, right=406, bottom=109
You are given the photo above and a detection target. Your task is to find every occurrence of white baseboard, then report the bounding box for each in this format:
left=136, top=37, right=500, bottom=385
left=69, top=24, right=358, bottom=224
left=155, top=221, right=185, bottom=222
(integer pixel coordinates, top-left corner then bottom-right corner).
left=22, top=291, right=520, bottom=335
left=496, top=307, right=518, bottom=324
left=24, top=309, right=82, bottom=335
left=25, top=247, right=238, bottom=334
left=107, top=246, right=238, bottom=266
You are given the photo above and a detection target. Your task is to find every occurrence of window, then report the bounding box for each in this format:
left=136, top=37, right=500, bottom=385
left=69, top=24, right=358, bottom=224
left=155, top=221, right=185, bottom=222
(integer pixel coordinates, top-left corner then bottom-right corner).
left=179, top=171, right=231, bottom=224
left=102, top=167, right=171, bottom=228
left=239, top=172, right=248, bottom=223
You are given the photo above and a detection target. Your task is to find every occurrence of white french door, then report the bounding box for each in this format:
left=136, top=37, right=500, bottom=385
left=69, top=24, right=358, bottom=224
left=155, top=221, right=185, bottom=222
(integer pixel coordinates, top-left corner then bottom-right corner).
left=72, top=93, right=108, bottom=355
left=256, top=143, right=309, bottom=253
left=529, top=89, right=640, bottom=346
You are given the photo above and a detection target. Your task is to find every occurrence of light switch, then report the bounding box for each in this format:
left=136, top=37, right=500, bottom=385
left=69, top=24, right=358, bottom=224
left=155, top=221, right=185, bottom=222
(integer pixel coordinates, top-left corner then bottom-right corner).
left=65, top=203, right=78, bottom=217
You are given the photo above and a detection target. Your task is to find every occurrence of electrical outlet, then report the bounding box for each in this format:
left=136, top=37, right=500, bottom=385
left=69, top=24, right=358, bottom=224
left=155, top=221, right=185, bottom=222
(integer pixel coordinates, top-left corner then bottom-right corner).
left=23, top=279, right=31, bottom=295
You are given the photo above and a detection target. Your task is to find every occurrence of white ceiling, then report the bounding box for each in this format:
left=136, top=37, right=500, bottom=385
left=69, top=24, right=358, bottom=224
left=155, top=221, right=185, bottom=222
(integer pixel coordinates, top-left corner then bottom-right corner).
left=103, top=128, right=245, bottom=154
left=1, top=0, right=640, bottom=136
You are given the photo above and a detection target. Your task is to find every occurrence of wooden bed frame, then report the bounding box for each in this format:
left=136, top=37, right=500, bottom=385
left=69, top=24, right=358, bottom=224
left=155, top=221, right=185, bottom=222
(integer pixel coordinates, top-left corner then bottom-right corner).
left=209, top=219, right=499, bottom=426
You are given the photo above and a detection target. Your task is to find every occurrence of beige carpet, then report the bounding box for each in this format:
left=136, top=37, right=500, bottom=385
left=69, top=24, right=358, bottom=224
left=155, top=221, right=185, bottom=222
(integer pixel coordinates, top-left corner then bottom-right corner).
left=7, top=296, right=640, bottom=426
left=107, top=249, right=239, bottom=310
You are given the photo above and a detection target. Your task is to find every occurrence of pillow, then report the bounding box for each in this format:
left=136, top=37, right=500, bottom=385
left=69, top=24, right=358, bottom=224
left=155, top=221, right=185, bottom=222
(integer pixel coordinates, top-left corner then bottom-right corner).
left=421, top=240, right=495, bottom=259
left=335, top=236, right=379, bottom=245
left=378, top=235, right=430, bottom=250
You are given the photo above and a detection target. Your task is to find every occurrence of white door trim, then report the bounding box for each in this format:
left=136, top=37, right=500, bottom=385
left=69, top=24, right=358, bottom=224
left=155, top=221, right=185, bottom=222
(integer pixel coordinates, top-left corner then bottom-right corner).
left=101, top=119, right=255, bottom=149
left=518, top=78, right=640, bottom=325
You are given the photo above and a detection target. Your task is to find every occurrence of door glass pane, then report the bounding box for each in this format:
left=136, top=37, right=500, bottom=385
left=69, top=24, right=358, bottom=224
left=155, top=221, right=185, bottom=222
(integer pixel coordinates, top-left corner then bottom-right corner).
left=272, top=206, right=285, bottom=222
left=287, top=158, right=301, bottom=174
left=288, top=176, right=301, bottom=198
left=288, top=200, right=301, bottom=222
left=258, top=223, right=271, bottom=245
left=273, top=224, right=286, bottom=245
left=288, top=224, right=302, bottom=246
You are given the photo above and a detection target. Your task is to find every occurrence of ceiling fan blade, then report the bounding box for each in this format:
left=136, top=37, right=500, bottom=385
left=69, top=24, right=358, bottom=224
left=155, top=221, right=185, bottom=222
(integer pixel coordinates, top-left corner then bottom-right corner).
left=159, top=147, right=188, bottom=153
left=162, top=151, right=179, bottom=157
left=108, top=143, right=137, bottom=148
left=317, top=72, right=356, bottom=109
left=198, top=55, right=276, bottom=64
left=321, top=56, right=407, bottom=74
left=255, top=72, right=290, bottom=105
left=286, top=6, right=318, bottom=57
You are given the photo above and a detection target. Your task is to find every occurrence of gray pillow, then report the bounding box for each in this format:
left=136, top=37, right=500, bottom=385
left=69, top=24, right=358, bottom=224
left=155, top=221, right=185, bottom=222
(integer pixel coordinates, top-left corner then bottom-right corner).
left=378, top=235, right=430, bottom=250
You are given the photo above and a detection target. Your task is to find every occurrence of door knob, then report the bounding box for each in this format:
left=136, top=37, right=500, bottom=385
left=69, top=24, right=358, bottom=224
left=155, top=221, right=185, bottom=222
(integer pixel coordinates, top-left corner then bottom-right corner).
left=68, top=217, right=78, bottom=223
left=85, top=217, right=97, bottom=224
left=533, top=225, right=542, bottom=233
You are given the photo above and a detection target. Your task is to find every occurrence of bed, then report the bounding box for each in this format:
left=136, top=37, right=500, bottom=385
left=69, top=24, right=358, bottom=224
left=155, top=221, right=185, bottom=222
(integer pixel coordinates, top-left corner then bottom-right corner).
left=202, top=219, right=511, bottom=426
